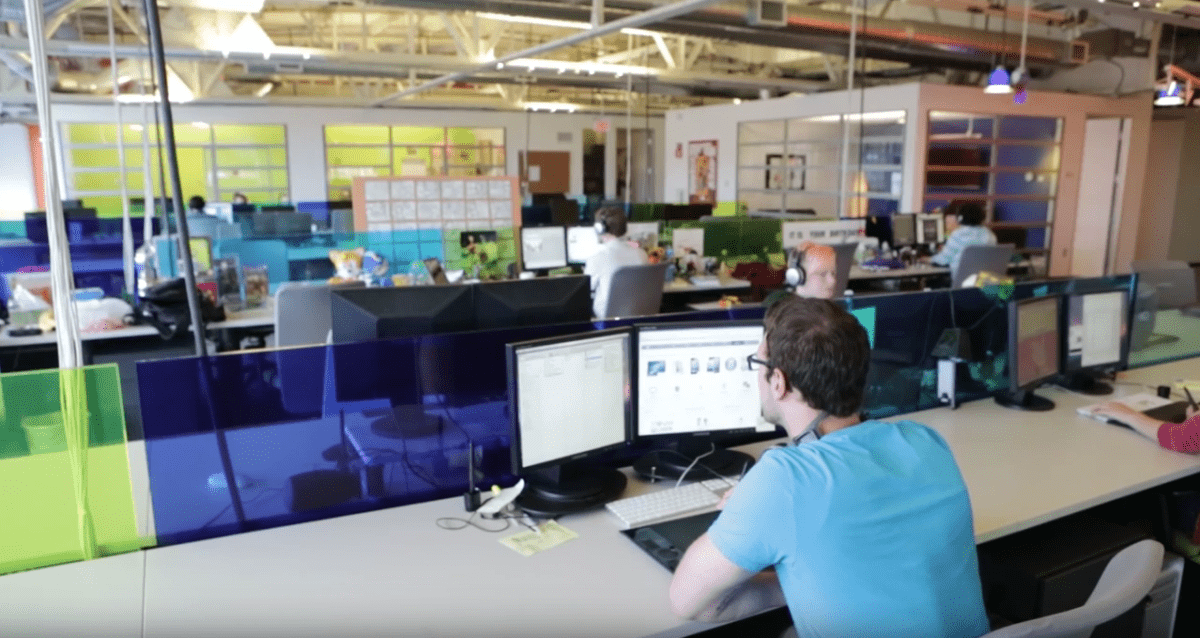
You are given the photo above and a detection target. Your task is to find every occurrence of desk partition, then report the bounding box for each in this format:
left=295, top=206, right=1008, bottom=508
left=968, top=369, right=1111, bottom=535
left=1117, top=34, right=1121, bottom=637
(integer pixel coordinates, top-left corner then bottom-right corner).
left=134, top=276, right=1143, bottom=548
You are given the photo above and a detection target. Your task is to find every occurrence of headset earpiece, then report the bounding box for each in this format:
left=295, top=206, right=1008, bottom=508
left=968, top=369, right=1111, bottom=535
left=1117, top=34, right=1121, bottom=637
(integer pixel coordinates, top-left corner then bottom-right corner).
left=594, top=220, right=606, bottom=236
left=785, top=247, right=808, bottom=288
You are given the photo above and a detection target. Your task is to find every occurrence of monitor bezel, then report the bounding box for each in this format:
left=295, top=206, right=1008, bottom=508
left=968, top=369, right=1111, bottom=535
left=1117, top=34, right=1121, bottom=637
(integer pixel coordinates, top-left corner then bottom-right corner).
left=632, top=320, right=765, bottom=442
left=519, top=225, right=568, bottom=271
left=1008, top=294, right=1063, bottom=393
left=506, top=327, right=634, bottom=474
left=890, top=212, right=918, bottom=247
left=1061, top=287, right=1130, bottom=375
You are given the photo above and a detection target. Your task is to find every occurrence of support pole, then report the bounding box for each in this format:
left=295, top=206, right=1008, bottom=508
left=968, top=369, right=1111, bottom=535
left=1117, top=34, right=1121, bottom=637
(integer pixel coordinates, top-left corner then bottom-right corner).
left=106, top=0, right=134, bottom=297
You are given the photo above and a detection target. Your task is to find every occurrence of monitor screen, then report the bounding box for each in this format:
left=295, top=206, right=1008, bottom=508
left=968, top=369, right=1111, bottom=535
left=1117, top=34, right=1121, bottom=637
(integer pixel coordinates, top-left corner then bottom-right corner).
left=1065, top=290, right=1127, bottom=372
left=663, top=204, right=712, bottom=221
left=625, top=222, right=660, bottom=251
left=635, top=322, right=764, bottom=437
left=509, top=329, right=632, bottom=472
left=891, top=213, right=917, bottom=247
left=474, top=276, right=592, bottom=331
left=566, top=226, right=601, bottom=264
left=520, top=226, right=567, bottom=271
left=916, top=214, right=944, bottom=245
left=1012, top=296, right=1061, bottom=390
left=864, top=215, right=893, bottom=249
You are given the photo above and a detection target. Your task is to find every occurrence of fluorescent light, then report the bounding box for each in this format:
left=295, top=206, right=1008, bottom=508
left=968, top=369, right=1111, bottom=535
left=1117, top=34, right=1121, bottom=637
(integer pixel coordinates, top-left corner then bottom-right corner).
left=1155, top=81, right=1184, bottom=106
left=191, top=122, right=210, bottom=129
left=510, top=58, right=655, bottom=76
left=255, top=83, right=274, bottom=97
left=523, top=101, right=581, bottom=113
left=807, top=111, right=906, bottom=123
left=477, top=12, right=662, bottom=37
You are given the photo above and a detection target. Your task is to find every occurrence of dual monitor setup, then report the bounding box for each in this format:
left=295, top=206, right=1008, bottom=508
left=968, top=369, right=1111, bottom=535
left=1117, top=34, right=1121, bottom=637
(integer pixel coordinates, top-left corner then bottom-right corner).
left=864, top=212, right=946, bottom=251
left=996, top=287, right=1130, bottom=411
left=520, top=222, right=661, bottom=273
left=507, top=322, right=765, bottom=516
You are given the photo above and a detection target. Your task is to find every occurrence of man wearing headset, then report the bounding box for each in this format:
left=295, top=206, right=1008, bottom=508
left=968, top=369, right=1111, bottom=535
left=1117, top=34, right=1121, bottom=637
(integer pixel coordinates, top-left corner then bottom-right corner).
left=763, top=241, right=839, bottom=306
left=584, top=206, right=649, bottom=318
left=669, top=296, right=989, bottom=637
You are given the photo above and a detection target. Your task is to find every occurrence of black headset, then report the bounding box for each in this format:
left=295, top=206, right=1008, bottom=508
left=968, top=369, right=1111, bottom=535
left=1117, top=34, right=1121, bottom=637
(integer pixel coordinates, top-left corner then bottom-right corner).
left=785, top=245, right=809, bottom=287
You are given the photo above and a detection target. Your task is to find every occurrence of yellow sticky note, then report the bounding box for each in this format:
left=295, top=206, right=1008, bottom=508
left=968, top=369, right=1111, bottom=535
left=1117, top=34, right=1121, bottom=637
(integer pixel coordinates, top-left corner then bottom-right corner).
left=498, top=521, right=578, bottom=557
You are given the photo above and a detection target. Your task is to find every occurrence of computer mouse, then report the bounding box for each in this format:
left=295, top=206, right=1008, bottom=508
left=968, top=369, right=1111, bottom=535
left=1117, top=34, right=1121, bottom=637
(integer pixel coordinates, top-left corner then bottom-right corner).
left=207, top=472, right=253, bottom=491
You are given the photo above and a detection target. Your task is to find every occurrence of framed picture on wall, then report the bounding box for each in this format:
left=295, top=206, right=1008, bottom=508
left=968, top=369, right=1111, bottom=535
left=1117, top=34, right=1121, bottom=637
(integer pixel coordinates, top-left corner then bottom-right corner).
left=688, top=140, right=717, bottom=204
left=766, top=154, right=806, bottom=191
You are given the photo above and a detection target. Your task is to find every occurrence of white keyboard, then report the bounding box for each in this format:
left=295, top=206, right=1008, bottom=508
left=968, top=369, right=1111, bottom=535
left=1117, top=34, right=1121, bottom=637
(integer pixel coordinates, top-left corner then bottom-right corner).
left=605, top=477, right=738, bottom=529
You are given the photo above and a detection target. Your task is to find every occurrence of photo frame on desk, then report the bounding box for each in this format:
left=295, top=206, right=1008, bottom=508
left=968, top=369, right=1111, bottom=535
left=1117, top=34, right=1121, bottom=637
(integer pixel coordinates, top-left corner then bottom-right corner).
left=765, top=154, right=806, bottom=191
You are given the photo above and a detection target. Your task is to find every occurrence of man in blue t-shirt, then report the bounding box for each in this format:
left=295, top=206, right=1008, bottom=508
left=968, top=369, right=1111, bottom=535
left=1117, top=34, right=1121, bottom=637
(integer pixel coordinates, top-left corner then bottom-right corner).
left=669, top=296, right=989, bottom=638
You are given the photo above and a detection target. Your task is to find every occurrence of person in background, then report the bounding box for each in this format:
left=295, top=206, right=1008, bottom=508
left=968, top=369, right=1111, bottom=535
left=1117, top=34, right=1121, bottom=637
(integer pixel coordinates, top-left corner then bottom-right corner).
left=763, top=241, right=838, bottom=306
left=1087, top=402, right=1200, bottom=454
left=584, top=205, right=648, bottom=319
left=187, top=195, right=207, bottom=215
left=927, top=201, right=995, bottom=271
left=231, top=193, right=249, bottom=206
left=668, top=297, right=989, bottom=637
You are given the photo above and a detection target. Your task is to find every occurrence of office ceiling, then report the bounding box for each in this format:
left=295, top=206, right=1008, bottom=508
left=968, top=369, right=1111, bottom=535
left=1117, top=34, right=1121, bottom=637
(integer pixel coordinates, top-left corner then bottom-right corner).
left=0, top=0, right=1189, bottom=112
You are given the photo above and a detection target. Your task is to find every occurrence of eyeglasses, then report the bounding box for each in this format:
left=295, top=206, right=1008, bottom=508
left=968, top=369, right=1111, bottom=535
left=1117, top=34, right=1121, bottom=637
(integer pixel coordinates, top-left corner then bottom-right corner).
left=746, top=354, right=772, bottom=372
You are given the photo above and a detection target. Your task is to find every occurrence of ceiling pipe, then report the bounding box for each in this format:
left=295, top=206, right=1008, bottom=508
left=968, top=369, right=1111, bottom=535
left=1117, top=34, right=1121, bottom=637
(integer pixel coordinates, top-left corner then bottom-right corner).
left=371, top=0, right=729, bottom=106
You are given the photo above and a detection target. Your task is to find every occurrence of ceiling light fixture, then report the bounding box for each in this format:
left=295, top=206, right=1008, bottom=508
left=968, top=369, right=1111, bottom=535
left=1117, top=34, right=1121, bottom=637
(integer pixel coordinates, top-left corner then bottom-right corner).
left=523, top=101, right=581, bottom=113
left=1012, top=0, right=1031, bottom=104
left=1156, top=25, right=1187, bottom=107
left=477, top=12, right=660, bottom=37
left=985, top=66, right=1013, bottom=93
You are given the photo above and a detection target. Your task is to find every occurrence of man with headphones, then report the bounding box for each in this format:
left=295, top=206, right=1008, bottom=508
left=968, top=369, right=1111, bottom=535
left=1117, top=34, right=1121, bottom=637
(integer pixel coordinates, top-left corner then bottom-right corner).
left=584, top=205, right=649, bottom=318
left=669, top=296, right=988, bottom=637
left=763, top=241, right=839, bottom=306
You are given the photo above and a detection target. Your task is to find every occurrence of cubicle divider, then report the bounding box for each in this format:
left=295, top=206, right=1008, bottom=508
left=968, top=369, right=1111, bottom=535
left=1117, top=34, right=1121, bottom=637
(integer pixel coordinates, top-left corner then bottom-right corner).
left=0, top=364, right=147, bottom=576
left=133, top=275, right=1150, bottom=549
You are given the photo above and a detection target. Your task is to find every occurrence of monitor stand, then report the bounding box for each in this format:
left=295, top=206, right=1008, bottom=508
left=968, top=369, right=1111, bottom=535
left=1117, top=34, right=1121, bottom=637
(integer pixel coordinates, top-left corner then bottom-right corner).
left=515, top=462, right=627, bottom=518
left=1058, top=371, right=1114, bottom=396
left=633, top=438, right=755, bottom=483
left=994, top=388, right=1055, bottom=412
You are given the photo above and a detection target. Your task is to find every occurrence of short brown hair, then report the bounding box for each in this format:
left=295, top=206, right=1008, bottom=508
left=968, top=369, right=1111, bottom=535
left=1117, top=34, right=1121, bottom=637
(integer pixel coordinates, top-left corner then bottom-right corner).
left=595, top=206, right=628, bottom=238
left=763, top=296, right=870, bottom=417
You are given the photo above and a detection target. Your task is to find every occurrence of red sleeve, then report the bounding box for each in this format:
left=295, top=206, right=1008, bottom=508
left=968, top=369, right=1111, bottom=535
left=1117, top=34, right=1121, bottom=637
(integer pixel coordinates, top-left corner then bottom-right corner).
left=1157, top=414, right=1200, bottom=454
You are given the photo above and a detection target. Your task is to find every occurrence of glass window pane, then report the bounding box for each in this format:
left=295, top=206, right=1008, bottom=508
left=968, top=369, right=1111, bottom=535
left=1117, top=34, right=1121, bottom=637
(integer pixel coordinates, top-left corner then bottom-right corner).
left=995, top=171, right=1058, bottom=197
left=327, top=146, right=390, bottom=166
left=997, top=116, right=1061, bottom=142
left=216, top=148, right=283, bottom=167
left=467, top=128, right=505, bottom=146
left=787, top=116, right=843, bottom=142
left=212, top=124, right=285, bottom=145
left=740, top=120, right=786, bottom=145
left=64, top=123, right=118, bottom=145
left=929, top=112, right=995, bottom=138
left=993, top=200, right=1052, bottom=224
left=73, top=172, right=124, bottom=192
left=996, top=144, right=1059, bottom=170
left=325, top=125, right=390, bottom=145
left=172, top=124, right=212, bottom=145
left=393, top=126, right=446, bottom=144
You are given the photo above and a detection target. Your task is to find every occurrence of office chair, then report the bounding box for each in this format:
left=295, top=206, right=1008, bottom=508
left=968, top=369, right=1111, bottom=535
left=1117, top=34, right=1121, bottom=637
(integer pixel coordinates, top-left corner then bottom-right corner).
left=952, top=244, right=1015, bottom=289
left=600, top=263, right=669, bottom=319
left=829, top=242, right=857, bottom=298
left=980, top=539, right=1163, bottom=638
left=274, top=280, right=364, bottom=348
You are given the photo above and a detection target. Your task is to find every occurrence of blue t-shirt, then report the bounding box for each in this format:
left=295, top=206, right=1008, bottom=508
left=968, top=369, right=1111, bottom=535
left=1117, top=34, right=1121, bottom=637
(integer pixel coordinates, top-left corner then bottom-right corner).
left=708, top=420, right=989, bottom=638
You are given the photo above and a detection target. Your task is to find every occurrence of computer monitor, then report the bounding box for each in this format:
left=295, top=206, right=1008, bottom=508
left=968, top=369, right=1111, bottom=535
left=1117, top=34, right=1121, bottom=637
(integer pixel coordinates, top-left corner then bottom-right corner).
left=891, top=213, right=917, bottom=247
left=520, top=205, right=553, bottom=227
left=625, top=221, right=660, bottom=251
left=1059, top=289, right=1128, bottom=395
left=260, top=204, right=296, bottom=214
left=520, top=226, right=567, bottom=272
left=330, top=286, right=476, bottom=344
left=566, top=226, right=601, bottom=264
left=474, top=276, right=592, bottom=331
left=864, top=214, right=893, bottom=250
left=632, top=321, right=764, bottom=480
left=550, top=199, right=580, bottom=226
left=915, top=214, right=945, bottom=245
left=507, top=329, right=632, bottom=516
left=663, top=204, right=712, bottom=221
left=996, top=295, right=1062, bottom=411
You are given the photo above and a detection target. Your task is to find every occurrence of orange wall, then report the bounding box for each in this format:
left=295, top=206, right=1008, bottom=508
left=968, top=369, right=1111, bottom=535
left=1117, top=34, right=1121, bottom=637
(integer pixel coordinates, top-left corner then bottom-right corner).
left=27, top=124, right=44, bottom=210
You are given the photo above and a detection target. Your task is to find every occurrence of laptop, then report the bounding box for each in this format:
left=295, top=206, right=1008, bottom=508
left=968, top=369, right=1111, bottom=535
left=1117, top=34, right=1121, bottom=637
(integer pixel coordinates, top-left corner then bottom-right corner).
left=1077, top=393, right=1190, bottom=425
left=621, top=511, right=719, bottom=572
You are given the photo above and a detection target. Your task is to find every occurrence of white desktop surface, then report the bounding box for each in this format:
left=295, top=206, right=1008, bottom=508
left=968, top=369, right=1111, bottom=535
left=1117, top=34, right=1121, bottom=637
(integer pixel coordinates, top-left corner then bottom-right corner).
left=3, top=358, right=1200, bottom=637
left=848, top=264, right=949, bottom=281
left=0, top=301, right=274, bottom=348
left=662, top=278, right=750, bottom=295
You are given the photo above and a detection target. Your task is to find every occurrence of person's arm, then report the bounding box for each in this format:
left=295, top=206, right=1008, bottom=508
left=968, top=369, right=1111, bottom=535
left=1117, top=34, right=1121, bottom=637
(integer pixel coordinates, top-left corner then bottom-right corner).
left=1089, top=403, right=1200, bottom=453
left=669, top=534, right=785, bottom=622
left=929, top=229, right=963, bottom=266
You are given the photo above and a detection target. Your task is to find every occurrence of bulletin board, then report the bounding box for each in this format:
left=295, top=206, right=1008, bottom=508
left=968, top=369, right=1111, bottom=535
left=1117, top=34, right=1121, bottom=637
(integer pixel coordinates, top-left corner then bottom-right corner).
left=351, top=176, right=521, bottom=235
left=521, top=151, right=570, bottom=194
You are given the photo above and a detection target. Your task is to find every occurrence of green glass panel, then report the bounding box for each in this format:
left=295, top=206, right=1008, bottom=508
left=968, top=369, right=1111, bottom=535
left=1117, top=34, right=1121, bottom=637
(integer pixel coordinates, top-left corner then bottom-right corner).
left=216, top=147, right=284, bottom=167
left=87, top=196, right=126, bottom=218
left=175, top=147, right=210, bottom=202
left=327, top=146, right=390, bottom=166
left=392, top=126, right=445, bottom=144
left=73, top=172, right=124, bottom=192
left=122, top=125, right=157, bottom=144
left=325, top=125, right=390, bottom=145
left=65, top=123, right=118, bottom=145
left=171, top=124, right=213, bottom=145
left=0, top=365, right=148, bottom=576
left=212, top=124, right=285, bottom=145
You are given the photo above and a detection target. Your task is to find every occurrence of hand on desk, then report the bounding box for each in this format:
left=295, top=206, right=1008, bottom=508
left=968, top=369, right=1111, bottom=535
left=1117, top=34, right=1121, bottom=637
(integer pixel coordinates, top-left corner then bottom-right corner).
left=1087, top=403, right=1164, bottom=441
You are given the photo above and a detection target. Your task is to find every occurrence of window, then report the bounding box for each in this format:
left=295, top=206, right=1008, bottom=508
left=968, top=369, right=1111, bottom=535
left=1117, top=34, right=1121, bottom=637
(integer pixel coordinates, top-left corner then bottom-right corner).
left=324, top=126, right=506, bottom=201
left=61, top=123, right=289, bottom=215
left=737, top=111, right=905, bottom=218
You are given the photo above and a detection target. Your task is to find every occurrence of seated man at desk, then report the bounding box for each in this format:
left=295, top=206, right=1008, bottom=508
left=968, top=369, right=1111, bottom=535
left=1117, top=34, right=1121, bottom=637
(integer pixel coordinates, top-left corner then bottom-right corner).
left=669, top=296, right=989, bottom=637
left=584, top=206, right=648, bottom=318
left=763, top=242, right=838, bottom=306
left=926, top=201, right=995, bottom=271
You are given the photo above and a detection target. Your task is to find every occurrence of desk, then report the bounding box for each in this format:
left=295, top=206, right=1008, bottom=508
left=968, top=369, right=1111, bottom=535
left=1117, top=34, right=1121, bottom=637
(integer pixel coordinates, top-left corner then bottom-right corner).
left=848, top=264, right=949, bottom=282
left=662, top=278, right=751, bottom=295
left=3, top=358, right=1198, bottom=637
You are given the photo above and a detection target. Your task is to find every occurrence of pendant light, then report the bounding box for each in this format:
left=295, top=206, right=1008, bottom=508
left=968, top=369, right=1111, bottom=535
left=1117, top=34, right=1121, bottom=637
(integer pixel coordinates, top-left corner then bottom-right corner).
left=1011, top=0, right=1031, bottom=103
left=985, top=0, right=1013, bottom=94
left=1155, top=25, right=1185, bottom=107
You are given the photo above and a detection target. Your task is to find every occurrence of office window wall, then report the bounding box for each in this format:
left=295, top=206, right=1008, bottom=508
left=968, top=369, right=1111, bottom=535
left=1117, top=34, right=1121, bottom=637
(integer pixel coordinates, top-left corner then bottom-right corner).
left=61, top=123, right=289, bottom=216
left=924, top=112, right=1062, bottom=254
left=737, top=111, right=905, bottom=218
left=324, top=126, right=506, bottom=201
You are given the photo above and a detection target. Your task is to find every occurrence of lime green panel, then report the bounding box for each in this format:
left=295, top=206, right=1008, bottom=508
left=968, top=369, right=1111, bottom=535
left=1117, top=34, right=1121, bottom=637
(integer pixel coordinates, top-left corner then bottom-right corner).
left=65, top=123, right=118, bottom=145
left=122, top=125, right=158, bottom=145
left=212, top=124, right=285, bottom=145
left=326, top=125, right=389, bottom=145
left=466, top=128, right=504, bottom=146
left=87, top=196, right=126, bottom=218
left=73, top=172, right=124, bottom=192
left=175, top=147, right=210, bottom=203
left=0, top=365, right=147, bottom=576
left=327, top=146, right=390, bottom=166
left=215, top=148, right=286, bottom=167
left=392, top=126, right=445, bottom=144
left=172, top=124, right=213, bottom=145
